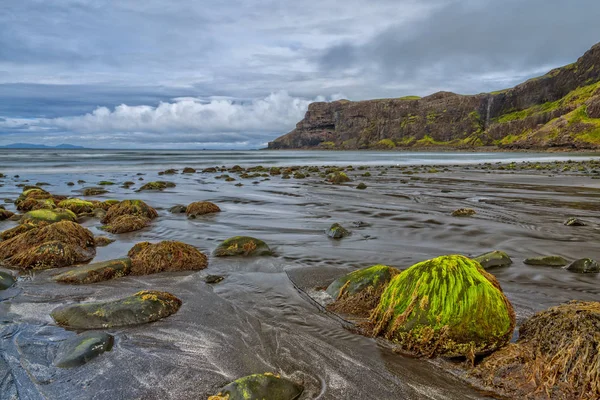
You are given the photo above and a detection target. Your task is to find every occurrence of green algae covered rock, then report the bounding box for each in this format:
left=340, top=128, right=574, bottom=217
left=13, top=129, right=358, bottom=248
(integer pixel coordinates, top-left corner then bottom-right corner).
left=327, top=223, right=350, bottom=239
left=451, top=208, right=476, bottom=217
left=82, top=187, right=109, bottom=196
left=101, top=199, right=158, bottom=224
left=213, top=236, right=272, bottom=257
left=0, top=209, right=14, bottom=221
left=186, top=201, right=220, bottom=218
left=57, top=198, right=95, bottom=214
left=208, top=373, right=303, bottom=400
left=473, top=250, right=512, bottom=269
left=326, top=171, right=351, bottom=184
left=101, top=215, right=149, bottom=233
left=54, top=331, right=114, bottom=368
left=94, top=236, right=115, bottom=247
left=327, top=265, right=400, bottom=317
left=0, top=270, right=16, bottom=290
left=523, top=255, right=568, bottom=266
left=51, top=290, right=182, bottom=329
left=137, top=181, right=176, bottom=191
left=53, top=258, right=132, bottom=284
left=0, top=223, right=38, bottom=241
left=20, top=208, right=77, bottom=224
left=565, top=258, right=600, bottom=273
left=127, top=241, right=207, bottom=275
left=371, top=255, right=515, bottom=358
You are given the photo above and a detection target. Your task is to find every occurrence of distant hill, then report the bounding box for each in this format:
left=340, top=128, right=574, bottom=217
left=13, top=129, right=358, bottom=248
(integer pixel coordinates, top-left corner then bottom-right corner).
left=0, top=143, right=85, bottom=149
left=269, top=42, right=600, bottom=150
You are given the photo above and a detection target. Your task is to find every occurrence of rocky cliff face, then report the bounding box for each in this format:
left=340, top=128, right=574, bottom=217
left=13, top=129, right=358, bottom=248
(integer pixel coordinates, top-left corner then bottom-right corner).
left=269, top=42, right=600, bottom=150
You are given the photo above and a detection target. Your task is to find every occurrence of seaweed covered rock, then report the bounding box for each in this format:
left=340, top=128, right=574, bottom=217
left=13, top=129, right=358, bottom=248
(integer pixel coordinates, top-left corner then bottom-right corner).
left=94, top=236, right=115, bottom=247
left=371, top=255, right=515, bottom=358
left=127, top=241, right=207, bottom=275
left=182, top=167, right=196, bottom=173
left=54, top=331, right=114, bottom=368
left=327, top=223, right=350, bottom=239
left=0, top=209, right=14, bottom=220
left=101, top=199, right=158, bottom=224
left=137, top=181, right=176, bottom=191
left=327, top=171, right=351, bottom=184
left=53, top=258, right=132, bottom=284
left=169, top=205, right=187, bottom=214
left=564, top=217, right=587, bottom=226
left=523, top=255, right=568, bottom=266
left=473, top=301, right=600, bottom=400
left=101, top=215, right=149, bottom=234
left=452, top=208, right=476, bottom=217
left=51, top=290, right=182, bottom=329
left=186, top=201, right=220, bottom=218
left=17, top=198, right=56, bottom=212
left=20, top=209, right=77, bottom=225
left=213, top=236, right=272, bottom=257
left=0, top=221, right=95, bottom=270
left=327, top=265, right=400, bottom=317
left=565, top=258, right=600, bottom=273
left=473, top=250, right=512, bottom=269
left=0, top=270, right=16, bottom=290
left=0, top=223, right=39, bottom=241
left=208, top=373, right=303, bottom=400
left=82, top=187, right=108, bottom=196
left=15, top=188, right=53, bottom=209
left=57, top=198, right=95, bottom=214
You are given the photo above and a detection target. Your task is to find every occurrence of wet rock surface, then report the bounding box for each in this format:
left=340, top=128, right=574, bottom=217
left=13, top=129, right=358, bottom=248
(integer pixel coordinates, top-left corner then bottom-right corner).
left=54, top=331, right=114, bottom=368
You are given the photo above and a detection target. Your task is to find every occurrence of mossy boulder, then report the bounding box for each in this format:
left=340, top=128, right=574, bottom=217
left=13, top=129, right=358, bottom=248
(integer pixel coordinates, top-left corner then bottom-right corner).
left=51, top=290, right=182, bottom=329
left=137, top=181, right=176, bottom=191
left=15, top=188, right=52, bottom=207
left=208, top=373, right=303, bottom=400
left=127, top=241, right=208, bottom=275
left=473, top=250, right=512, bottom=269
left=82, top=187, right=108, bottom=196
left=20, top=208, right=77, bottom=225
left=523, top=255, right=568, bottom=266
left=0, top=221, right=96, bottom=270
left=327, top=223, right=350, bottom=239
left=182, top=167, right=196, bottom=173
left=17, top=198, right=56, bottom=212
left=54, top=258, right=132, bottom=284
left=101, top=200, right=158, bottom=224
left=186, top=201, right=221, bottom=218
left=0, top=223, right=39, bottom=241
left=473, top=301, right=600, bottom=399
left=54, top=331, right=114, bottom=368
left=565, top=258, right=600, bottom=273
left=0, top=209, right=14, bottom=221
left=327, top=171, right=351, bottom=184
left=451, top=208, right=476, bottom=217
left=0, top=270, right=16, bottom=290
left=101, top=215, right=149, bottom=234
left=213, top=236, right=272, bottom=257
left=57, top=198, right=95, bottom=214
left=94, top=236, right=115, bottom=247
left=371, top=255, right=515, bottom=358
left=327, top=265, right=400, bottom=317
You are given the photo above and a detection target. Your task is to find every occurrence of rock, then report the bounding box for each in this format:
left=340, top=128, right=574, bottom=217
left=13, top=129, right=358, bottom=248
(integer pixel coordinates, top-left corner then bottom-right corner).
left=169, top=205, right=187, bottom=213
left=213, top=236, right=272, bottom=257
left=53, top=258, right=132, bottom=284
left=473, top=250, right=513, bottom=269
left=82, top=187, right=108, bottom=196
left=20, top=209, right=77, bottom=225
left=182, top=167, right=196, bottom=173
left=0, top=223, right=38, bottom=241
left=158, top=169, right=178, bottom=175
left=370, top=255, right=515, bottom=358
left=186, top=201, right=221, bottom=218
left=451, top=208, right=476, bottom=217
left=326, top=171, right=351, bottom=184
left=98, top=181, right=115, bottom=186
left=356, top=182, right=367, bottom=190
left=327, top=265, right=400, bottom=317
left=327, top=223, right=350, bottom=239
left=0, top=270, right=16, bottom=290
left=293, top=172, right=306, bottom=179
left=51, top=290, right=182, bottom=329
left=101, top=199, right=158, bottom=224
left=54, top=331, right=114, bottom=368
left=564, top=217, right=587, bottom=226
left=204, top=275, right=224, bottom=284
left=137, top=181, right=176, bottom=191
left=57, top=198, right=95, bottom=214
left=565, top=258, right=600, bottom=273
left=202, top=167, right=217, bottom=173
left=208, top=373, right=303, bottom=400
left=127, top=241, right=208, bottom=275
left=67, top=182, right=75, bottom=186
left=94, top=236, right=115, bottom=247
left=0, top=221, right=96, bottom=270
left=16, top=198, right=56, bottom=212
left=101, top=215, right=149, bottom=233
left=473, top=301, right=600, bottom=400
left=523, top=255, right=568, bottom=266
left=0, top=209, right=14, bottom=220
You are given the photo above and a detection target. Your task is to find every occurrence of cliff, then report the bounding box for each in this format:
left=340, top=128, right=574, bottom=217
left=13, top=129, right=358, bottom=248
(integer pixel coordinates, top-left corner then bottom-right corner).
left=268, top=42, right=600, bottom=150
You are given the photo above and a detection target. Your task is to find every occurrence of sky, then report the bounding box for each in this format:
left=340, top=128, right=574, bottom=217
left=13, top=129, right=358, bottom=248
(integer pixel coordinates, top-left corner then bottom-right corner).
left=1, top=0, right=600, bottom=149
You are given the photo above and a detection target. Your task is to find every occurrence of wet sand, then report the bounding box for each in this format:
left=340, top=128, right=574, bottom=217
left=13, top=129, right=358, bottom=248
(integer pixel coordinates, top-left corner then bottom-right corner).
left=2, top=160, right=600, bottom=399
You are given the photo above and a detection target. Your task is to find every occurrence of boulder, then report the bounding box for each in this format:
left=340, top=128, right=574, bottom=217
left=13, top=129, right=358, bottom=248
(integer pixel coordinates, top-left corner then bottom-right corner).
left=53, top=258, right=132, bottom=284
left=213, top=236, right=272, bottom=257
left=473, top=250, right=512, bottom=269
left=82, top=187, right=108, bottom=196
left=370, top=255, right=515, bottom=358
left=169, top=205, right=187, bottom=214
left=101, top=200, right=158, bottom=224
left=0, top=270, right=16, bottom=290
left=54, top=331, right=114, bottom=368
left=208, top=373, right=303, bottom=400
left=94, top=236, right=115, bottom=247
left=57, top=199, right=95, bottom=214
left=137, top=181, right=176, bottom=191
left=20, top=209, right=77, bottom=225
left=186, top=201, right=221, bottom=218
left=127, top=241, right=208, bottom=275
left=523, top=255, right=568, bottom=266
left=327, top=223, right=350, bottom=239
left=327, top=171, right=351, bottom=184
left=101, top=215, right=149, bottom=233
left=51, top=290, right=182, bottom=329
left=451, top=208, right=476, bottom=217
left=0, top=209, right=14, bottom=220
left=565, top=258, right=600, bottom=273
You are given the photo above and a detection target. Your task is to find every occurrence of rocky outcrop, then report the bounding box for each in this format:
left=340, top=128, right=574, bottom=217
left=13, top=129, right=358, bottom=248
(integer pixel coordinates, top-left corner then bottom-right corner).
left=269, top=42, right=600, bottom=150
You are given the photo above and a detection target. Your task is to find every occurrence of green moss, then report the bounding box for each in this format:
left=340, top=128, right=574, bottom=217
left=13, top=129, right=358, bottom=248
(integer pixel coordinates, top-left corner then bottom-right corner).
left=377, top=138, right=396, bottom=149
left=416, top=135, right=446, bottom=146
left=426, top=112, right=438, bottom=124
left=21, top=208, right=77, bottom=224
left=398, top=96, right=421, bottom=100
left=57, top=198, right=95, bottom=214
left=319, top=141, right=336, bottom=149
left=326, top=265, right=398, bottom=298
left=371, top=255, right=515, bottom=358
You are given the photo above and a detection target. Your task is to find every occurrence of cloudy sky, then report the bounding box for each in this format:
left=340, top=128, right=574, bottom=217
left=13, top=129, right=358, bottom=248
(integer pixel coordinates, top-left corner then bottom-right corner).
left=1, top=0, right=600, bottom=149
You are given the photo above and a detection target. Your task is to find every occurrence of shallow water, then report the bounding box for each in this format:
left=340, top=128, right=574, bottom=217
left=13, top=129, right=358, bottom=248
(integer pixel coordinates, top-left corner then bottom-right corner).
left=2, top=150, right=600, bottom=399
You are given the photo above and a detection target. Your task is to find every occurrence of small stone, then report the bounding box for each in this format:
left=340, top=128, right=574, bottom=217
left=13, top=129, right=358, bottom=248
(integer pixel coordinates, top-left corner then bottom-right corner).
left=169, top=205, right=187, bottom=214
left=473, top=251, right=512, bottom=269
left=356, top=182, right=367, bottom=190
left=452, top=208, right=476, bottom=217
left=0, top=270, right=16, bottom=290
left=204, top=275, right=224, bottom=284
left=209, top=373, right=303, bottom=400
left=564, top=217, right=587, bottom=226
left=213, top=236, right=272, bottom=257
left=54, top=331, right=114, bottom=368
left=94, top=236, right=115, bottom=247
left=524, top=256, right=568, bottom=267
left=327, top=223, right=350, bottom=239
left=565, top=258, right=600, bottom=273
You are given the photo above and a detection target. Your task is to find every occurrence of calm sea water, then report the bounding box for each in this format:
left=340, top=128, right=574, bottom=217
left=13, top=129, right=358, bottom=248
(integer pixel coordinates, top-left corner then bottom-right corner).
left=2, top=149, right=600, bottom=174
